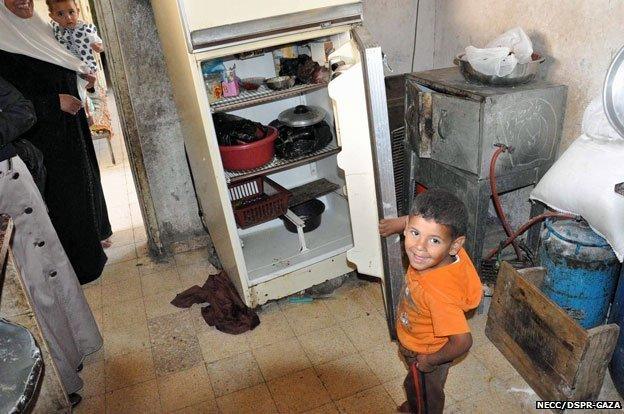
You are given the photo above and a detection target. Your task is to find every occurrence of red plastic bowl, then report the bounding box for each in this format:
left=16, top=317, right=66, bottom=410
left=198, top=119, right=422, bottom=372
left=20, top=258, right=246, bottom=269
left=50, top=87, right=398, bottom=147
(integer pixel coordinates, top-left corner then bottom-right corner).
left=219, top=126, right=278, bottom=171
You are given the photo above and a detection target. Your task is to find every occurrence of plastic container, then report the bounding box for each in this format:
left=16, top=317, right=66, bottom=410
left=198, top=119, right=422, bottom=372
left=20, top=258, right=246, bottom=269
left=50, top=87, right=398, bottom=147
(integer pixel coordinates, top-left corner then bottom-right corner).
left=228, top=176, right=291, bottom=229
left=204, top=73, right=223, bottom=103
left=219, top=126, right=278, bottom=171
left=539, top=219, right=620, bottom=329
left=282, top=199, right=325, bottom=233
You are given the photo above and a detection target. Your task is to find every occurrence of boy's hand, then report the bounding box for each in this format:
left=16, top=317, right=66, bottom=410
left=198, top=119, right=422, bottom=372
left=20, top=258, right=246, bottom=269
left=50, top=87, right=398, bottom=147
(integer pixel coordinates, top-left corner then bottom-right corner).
left=416, top=354, right=436, bottom=372
left=379, top=216, right=408, bottom=237
left=91, top=42, right=103, bottom=53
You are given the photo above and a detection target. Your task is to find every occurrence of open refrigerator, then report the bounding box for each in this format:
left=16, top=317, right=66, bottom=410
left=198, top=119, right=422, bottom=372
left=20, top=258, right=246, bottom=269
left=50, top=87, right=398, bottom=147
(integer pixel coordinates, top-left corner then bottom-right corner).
left=150, top=0, right=405, bottom=334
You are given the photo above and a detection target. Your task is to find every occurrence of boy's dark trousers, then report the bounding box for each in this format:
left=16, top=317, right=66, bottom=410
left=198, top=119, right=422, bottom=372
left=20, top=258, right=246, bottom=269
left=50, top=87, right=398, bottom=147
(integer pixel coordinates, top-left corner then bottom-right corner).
left=400, top=344, right=451, bottom=414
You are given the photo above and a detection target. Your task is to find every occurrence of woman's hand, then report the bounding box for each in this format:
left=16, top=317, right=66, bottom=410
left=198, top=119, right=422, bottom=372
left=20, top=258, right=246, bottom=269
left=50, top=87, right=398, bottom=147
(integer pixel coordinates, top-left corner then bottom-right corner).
left=91, top=42, right=104, bottom=53
left=59, top=94, right=82, bottom=115
left=379, top=216, right=408, bottom=237
left=79, top=73, right=97, bottom=90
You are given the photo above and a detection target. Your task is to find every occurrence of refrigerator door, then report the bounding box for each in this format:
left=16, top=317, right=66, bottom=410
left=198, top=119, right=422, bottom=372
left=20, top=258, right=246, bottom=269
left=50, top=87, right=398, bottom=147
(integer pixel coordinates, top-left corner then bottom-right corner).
left=328, top=27, right=403, bottom=337
left=178, top=0, right=362, bottom=52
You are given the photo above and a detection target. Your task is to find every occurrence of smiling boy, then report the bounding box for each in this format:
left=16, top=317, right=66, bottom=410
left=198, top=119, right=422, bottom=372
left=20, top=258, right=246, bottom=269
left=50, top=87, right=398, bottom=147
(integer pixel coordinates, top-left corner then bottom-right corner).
left=380, top=189, right=482, bottom=414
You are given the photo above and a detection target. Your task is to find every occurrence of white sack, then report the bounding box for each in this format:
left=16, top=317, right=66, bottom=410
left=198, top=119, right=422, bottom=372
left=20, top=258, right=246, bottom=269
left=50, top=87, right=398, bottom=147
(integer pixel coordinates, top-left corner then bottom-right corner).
left=530, top=135, right=624, bottom=261
left=582, top=96, right=623, bottom=141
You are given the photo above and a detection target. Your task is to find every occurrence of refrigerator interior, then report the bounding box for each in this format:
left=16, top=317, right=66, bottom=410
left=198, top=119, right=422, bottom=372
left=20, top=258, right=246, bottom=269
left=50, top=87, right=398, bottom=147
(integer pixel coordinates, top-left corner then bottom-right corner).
left=201, top=32, right=356, bottom=286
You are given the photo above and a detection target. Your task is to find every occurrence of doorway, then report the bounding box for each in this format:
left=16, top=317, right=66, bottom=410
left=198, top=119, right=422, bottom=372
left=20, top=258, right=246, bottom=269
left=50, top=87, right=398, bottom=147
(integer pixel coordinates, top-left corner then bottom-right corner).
left=32, top=0, right=152, bottom=262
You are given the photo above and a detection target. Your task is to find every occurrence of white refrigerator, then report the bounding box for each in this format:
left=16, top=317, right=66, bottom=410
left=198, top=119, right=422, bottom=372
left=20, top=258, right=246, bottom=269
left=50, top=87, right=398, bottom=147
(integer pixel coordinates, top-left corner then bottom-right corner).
left=150, top=0, right=404, bottom=334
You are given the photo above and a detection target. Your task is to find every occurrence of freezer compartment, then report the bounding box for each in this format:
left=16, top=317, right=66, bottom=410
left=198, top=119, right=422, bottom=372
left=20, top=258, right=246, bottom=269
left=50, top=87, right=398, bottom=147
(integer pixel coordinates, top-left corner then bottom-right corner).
left=239, top=191, right=353, bottom=286
left=180, top=0, right=361, bottom=52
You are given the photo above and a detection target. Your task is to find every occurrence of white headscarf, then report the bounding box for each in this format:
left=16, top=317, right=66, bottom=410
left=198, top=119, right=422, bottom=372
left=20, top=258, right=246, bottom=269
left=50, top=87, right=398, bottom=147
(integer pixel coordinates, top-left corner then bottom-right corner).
left=0, top=2, right=89, bottom=74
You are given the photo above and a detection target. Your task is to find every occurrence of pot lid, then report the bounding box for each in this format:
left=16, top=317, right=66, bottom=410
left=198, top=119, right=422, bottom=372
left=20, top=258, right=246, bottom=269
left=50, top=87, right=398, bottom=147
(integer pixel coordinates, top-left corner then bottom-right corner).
left=278, top=105, right=326, bottom=127
left=604, top=44, right=624, bottom=138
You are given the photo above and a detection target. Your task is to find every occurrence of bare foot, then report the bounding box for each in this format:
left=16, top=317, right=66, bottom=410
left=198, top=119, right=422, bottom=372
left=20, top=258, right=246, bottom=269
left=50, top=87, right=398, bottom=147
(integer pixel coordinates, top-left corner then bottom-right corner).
left=101, top=238, right=112, bottom=249
left=379, top=216, right=408, bottom=237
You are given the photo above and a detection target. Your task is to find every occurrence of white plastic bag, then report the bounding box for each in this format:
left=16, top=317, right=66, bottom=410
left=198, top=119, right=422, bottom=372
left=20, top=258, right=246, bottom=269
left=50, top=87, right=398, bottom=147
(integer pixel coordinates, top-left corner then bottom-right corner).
left=486, top=27, right=533, bottom=64
left=464, top=27, right=533, bottom=77
left=530, top=135, right=624, bottom=261
left=582, top=96, right=623, bottom=141
left=465, top=45, right=518, bottom=76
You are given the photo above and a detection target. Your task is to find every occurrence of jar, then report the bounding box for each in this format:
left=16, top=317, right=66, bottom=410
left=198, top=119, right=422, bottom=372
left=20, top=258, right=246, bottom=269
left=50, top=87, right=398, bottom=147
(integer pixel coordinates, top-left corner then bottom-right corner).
left=204, top=73, right=223, bottom=103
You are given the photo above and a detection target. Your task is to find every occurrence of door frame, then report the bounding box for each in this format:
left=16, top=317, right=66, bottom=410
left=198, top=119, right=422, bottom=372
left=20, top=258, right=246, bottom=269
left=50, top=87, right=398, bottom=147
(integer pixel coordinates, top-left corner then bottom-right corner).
left=90, top=0, right=164, bottom=255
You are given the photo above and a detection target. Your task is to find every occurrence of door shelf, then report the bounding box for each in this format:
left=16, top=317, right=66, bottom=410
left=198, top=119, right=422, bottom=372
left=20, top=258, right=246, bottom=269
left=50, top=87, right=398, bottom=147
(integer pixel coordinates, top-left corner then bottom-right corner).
left=224, top=144, right=341, bottom=183
left=210, top=83, right=328, bottom=113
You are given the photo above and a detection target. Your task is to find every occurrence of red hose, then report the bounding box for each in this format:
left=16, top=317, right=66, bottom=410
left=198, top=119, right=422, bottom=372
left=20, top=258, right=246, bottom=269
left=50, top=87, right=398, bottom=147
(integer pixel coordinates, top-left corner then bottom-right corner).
left=490, top=145, right=523, bottom=260
left=484, top=211, right=576, bottom=260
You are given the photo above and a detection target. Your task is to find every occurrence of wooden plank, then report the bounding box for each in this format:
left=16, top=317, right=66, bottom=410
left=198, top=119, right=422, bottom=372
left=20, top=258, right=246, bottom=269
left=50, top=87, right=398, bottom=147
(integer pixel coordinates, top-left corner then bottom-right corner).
left=573, top=324, right=619, bottom=400
left=489, top=263, right=587, bottom=385
left=486, top=318, right=574, bottom=399
left=487, top=262, right=620, bottom=404
left=517, top=266, right=545, bottom=288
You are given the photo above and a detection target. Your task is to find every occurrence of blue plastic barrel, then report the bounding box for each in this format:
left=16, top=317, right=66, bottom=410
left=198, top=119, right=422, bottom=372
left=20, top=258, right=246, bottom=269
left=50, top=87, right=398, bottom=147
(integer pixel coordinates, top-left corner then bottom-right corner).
left=539, top=220, right=620, bottom=329
left=609, top=267, right=624, bottom=398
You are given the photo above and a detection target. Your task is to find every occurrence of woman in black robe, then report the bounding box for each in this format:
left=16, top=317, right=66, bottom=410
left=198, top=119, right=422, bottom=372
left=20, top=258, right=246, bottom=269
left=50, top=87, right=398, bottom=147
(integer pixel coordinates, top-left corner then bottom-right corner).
left=0, top=29, right=111, bottom=285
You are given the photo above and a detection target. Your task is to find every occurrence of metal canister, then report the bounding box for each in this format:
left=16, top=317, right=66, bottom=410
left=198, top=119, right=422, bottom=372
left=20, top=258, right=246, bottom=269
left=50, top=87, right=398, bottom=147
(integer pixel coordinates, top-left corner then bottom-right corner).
left=539, top=219, right=621, bottom=329
left=609, top=266, right=624, bottom=398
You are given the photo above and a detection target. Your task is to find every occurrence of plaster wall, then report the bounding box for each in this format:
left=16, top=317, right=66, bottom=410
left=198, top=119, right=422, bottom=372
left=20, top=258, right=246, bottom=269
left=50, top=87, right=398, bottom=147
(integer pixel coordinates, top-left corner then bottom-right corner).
left=431, top=0, right=624, bottom=151
left=362, top=0, right=419, bottom=74
left=93, top=0, right=209, bottom=253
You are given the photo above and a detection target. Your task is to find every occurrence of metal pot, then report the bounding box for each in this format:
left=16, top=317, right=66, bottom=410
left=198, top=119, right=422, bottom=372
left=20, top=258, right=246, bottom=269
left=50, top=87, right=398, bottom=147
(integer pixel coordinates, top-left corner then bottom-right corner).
left=270, top=105, right=333, bottom=159
left=604, top=45, right=624, bottom=138
left=282, top=199, right=325, bottom=233
left=454, top=53, right=545, bottom=86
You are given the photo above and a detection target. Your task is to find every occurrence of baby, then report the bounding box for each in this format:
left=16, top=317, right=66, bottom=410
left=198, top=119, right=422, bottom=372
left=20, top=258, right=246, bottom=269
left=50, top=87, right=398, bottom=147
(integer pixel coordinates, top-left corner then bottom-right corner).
left=47, top=0, right=102, bottom=79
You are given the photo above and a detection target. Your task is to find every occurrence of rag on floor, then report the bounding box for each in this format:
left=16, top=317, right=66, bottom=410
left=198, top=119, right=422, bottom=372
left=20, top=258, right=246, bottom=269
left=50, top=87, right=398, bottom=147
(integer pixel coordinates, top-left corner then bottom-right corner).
left=171, top=270, right=260, bottom=334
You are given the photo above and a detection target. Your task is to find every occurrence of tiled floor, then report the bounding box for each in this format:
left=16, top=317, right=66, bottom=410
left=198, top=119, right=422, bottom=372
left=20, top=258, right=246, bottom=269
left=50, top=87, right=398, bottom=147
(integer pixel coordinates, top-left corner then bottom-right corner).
left=79, top=94, right=624, bottom=413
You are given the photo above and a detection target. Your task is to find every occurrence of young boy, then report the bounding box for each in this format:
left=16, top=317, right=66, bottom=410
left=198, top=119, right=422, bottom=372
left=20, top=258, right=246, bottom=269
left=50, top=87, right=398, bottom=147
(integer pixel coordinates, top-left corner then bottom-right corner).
left=47, top=0, right=103, bottom=78
left=379, top=189, right=482, bottom=414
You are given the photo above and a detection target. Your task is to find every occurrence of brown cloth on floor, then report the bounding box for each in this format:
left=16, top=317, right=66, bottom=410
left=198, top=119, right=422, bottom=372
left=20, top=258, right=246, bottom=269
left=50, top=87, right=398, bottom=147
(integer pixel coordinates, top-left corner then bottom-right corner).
left=170, top=271, right=260, bottom=334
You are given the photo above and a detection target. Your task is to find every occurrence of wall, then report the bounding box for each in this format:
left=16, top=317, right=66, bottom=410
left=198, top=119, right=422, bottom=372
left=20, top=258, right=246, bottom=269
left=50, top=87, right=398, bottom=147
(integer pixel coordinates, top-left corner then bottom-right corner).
left=431, top=0, right=624, bottom=151
left=362, top=0, right=419, bottom=74
left=91, top=0, right=211, bottom=255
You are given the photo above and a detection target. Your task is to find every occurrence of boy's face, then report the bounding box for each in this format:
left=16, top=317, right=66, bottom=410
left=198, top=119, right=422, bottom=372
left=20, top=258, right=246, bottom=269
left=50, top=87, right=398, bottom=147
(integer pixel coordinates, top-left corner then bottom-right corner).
left=403, top=215, right=465, bottom=272
left=49, top=0, right=79, bottom=28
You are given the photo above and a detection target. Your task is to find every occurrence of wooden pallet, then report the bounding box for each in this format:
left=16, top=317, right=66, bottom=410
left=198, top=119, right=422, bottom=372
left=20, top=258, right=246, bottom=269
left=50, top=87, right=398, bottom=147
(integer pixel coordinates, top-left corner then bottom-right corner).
left=486, top=262, right=619, bottom=405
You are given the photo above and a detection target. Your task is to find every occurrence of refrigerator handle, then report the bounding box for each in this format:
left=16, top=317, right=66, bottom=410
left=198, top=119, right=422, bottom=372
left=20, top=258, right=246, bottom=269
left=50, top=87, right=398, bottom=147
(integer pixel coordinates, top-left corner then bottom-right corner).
left=352, top=26, right=404, bottom=339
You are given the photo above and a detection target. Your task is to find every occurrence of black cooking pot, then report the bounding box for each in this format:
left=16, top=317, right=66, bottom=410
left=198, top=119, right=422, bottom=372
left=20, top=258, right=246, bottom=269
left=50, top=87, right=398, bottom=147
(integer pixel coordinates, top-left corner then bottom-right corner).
left=282, top=199, right=325, bottom=233
left=270, top=105, right=333, bottom=159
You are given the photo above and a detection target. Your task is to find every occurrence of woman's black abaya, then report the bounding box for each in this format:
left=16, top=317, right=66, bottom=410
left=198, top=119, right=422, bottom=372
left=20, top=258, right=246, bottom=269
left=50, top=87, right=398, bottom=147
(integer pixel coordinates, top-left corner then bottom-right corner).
left=0, top=50, right=112, bottom=284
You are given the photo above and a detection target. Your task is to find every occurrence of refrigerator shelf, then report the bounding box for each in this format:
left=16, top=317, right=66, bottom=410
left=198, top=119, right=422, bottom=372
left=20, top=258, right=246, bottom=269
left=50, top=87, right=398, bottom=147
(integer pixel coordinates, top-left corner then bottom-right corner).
left=224, top=144, right=341, bottom=183
left=288, top=178, right=340, bottom=207
left=210, top=82, right=328, bottom=113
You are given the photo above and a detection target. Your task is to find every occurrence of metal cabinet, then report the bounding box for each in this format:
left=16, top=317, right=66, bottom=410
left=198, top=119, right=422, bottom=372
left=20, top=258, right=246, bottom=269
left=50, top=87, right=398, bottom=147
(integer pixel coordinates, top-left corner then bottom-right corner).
left=404, top=68, right=567, bottom=267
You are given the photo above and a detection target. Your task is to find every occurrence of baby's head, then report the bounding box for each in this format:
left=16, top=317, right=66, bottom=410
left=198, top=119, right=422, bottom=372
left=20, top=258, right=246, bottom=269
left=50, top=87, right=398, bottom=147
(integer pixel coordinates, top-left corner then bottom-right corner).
left=404, top=189, right=467, bottom=272
left=46, top=0, right=79, bottom=29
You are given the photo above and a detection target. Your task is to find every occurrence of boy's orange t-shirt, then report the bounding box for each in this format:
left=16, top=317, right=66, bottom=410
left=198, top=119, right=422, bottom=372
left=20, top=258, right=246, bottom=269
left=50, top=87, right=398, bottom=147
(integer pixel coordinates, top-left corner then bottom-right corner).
left=396, top=248, right=482, bottom=354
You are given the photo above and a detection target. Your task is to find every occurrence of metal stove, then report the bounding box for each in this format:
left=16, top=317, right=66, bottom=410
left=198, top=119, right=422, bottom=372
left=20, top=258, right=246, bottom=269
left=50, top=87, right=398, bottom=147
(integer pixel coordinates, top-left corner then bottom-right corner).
left=401, top=67, right=567, bottom=268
